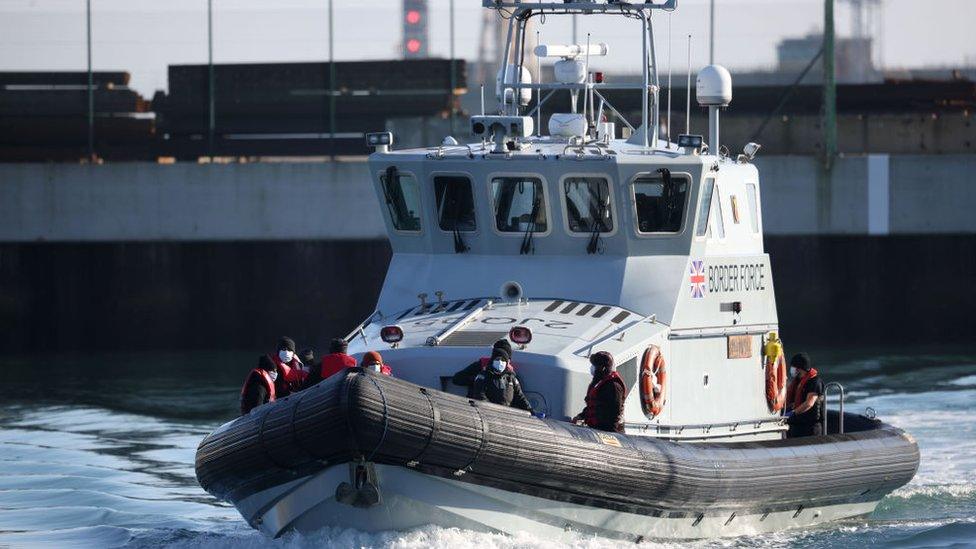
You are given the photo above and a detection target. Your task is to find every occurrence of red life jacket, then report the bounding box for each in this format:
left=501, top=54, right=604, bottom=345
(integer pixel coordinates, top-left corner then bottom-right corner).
left=240, top=368, right=276, bottom=414
left=787, top=367, right=819, bottom=410
left=320, top=353, right=358, bottom=380
left=583, top=371, right=625, bottom=429
left=270, top=353, right=308, bottom=394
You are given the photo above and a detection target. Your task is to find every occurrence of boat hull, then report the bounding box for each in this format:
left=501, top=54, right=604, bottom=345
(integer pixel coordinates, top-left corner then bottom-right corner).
left=241, top=462, right=879, bottom=541
left=195, top=370, right=919, bottom=540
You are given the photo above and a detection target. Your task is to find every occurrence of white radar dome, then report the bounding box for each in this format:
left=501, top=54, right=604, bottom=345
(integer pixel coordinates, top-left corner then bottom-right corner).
left=696, top=64, right=732, bottom=107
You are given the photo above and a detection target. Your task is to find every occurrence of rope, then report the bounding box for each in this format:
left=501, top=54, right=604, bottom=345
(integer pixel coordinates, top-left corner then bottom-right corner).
left=364, top=372, right=390, bottom=463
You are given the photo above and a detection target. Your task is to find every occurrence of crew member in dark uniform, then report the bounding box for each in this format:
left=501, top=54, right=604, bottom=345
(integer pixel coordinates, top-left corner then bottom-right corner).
left=573, top=351, right=626, bottom=433
left=240, top=355, right=277, bottom=415
left=453, top=339, right=515, bottom=398
left=785, top=352, right=825, bottom=437
left=471, top=347, right=533, bottom=412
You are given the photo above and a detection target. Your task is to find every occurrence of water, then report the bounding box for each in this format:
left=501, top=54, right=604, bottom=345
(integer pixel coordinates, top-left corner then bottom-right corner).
left=1, top=347, right=974, bottom=549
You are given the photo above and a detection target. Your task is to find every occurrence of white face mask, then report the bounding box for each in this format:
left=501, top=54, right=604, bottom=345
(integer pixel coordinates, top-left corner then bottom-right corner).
left=490, top=359, right=507, bottom=373
left=368, top=363, right=382, bottom=373
left=590, top=364, right=597, bottom=377
left=278, top=350, right=294, bottom=363
left=267, top=370, right=279, bottom=382
left=791, top=367, right=801, bottom=378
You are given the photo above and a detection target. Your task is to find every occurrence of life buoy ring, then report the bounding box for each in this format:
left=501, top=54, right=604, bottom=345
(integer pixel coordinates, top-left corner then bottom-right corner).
left=763, top=332, right=787, bottom=412
left=639, top=345, right=667, bottom=418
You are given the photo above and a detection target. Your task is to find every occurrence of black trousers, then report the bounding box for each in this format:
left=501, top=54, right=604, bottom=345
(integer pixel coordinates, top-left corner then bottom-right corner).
left=787, top=416, right=823, bottom=438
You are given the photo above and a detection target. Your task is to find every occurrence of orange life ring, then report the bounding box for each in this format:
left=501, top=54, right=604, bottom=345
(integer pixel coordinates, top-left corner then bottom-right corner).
left=639, top=345, right=667, bottom=418
left=764, top=348, right=787, bottom=412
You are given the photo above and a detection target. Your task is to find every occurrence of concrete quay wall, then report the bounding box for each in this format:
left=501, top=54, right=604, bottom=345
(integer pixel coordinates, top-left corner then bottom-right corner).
left=1, top=154, right=974, bottom=242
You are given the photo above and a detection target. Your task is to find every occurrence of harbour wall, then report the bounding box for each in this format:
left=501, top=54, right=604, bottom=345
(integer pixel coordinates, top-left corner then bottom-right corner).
left=1, top=156, right=974, bottom=352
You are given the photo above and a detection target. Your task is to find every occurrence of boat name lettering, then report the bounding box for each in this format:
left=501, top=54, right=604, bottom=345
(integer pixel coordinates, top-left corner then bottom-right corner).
left=708, top=263, right=766, bottom=293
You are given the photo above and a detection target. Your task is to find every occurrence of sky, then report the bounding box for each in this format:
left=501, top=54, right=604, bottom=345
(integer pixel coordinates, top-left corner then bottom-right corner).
left=0, top=0, right=973, bottom=96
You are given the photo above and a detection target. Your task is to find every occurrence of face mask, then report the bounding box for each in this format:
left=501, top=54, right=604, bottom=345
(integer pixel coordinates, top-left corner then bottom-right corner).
left=267, top=370, right=279, bottom=382
left=368, top=363, right=382, bottom=373
left=278, top=350, right=294, bottom=363
left=590, top=364, right=598, bottom=377
left=791, top=367, right=801, bottom=378
left=491, top=359, right=506, bottom=373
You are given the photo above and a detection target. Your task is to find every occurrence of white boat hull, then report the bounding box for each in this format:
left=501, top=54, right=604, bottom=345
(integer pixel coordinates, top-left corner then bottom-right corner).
left=241, top=463, right=879, bottom=541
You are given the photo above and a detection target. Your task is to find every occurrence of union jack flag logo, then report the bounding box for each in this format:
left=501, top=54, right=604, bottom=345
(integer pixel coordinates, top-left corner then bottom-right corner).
left=689, top=260, right=706, bottom=299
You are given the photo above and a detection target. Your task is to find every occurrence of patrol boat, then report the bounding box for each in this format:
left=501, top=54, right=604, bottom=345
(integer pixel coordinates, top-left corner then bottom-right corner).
left=196, top=0, right=919, bottom=540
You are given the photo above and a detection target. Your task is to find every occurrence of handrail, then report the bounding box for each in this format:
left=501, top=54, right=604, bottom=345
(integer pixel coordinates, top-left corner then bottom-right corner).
left=823, top=381, right=845, bottom=435
left=482, top=0, right=677, bottom=12
left=426, top=300, right=494, bottom=346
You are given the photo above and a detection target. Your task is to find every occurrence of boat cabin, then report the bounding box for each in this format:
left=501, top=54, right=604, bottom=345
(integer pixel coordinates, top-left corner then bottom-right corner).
left=349, top=0, right=782, bottom=442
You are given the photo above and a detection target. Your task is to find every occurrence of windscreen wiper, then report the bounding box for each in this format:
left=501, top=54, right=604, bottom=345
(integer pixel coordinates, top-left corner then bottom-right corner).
left=520, top=199, right=540, bottom=255
left=658, top=168, right=676, bottom=226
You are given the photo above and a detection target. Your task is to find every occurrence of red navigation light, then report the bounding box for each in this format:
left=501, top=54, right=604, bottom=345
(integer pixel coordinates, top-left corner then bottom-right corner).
left=509, top=326, right=533, bottom=346
left=406, top=39, right=422, bottom=54
left=406, top=10, right=422, bottom=25
left=594, top=71, right=605, bottom=84
left=381, top=325, right=404, bottom=344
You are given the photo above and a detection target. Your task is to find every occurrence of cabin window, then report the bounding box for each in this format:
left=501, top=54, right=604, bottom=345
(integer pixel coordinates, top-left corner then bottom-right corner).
left=380, top=170, right=421, bottom=232
left=633, top=175, right=688, bottom=233
left=434, top=176, right=476, bottom=232
left=564, top=177, right=613, bottom=233
left=695, top=179, right=714, bottom=237
left=746, top=183, right=760, bottom=233
left=710, top=184, right=726, bottom=238
left=491, top=176, right=548, bottom=233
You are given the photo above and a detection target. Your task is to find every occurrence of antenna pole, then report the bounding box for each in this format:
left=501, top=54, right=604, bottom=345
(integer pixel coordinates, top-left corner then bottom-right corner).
left=536, top=29, right=542, bottom=137
left=207, top=0, right=215, bottom=161
left=641, top=17, right=649, bottom=148
left=480, top=84, right=485, bottom=115
left=685, top=34, right=691, bottom=135
left=584, top=32, right=592, bottom=138
left=86, top=0, right=94, bottom=162
left=823, top=0, right=837, bottom=170
left=450, top=0, right=456, bottom=135
left=648, top=13, right=659, bottom=149
left=666, top=12, right=672, bottom=148
left=709, top=0, right=715, bottom=64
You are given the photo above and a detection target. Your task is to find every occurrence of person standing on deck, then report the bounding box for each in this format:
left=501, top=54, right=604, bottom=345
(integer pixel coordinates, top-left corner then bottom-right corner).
left=304, top=338, right=358, bottom=388
left=573, top=351, right=626, bottom=433
left=471, top=347, right=533, bottom=412
left=452, top=339, right=516, bottom=398
left=785, top=353, right=825, bottom=437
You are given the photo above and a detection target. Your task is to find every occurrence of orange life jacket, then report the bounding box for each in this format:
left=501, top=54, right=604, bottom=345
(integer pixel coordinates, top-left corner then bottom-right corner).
left=240, top=368, right=276, bottom=414
left=787, top=367, right=819, bottom=410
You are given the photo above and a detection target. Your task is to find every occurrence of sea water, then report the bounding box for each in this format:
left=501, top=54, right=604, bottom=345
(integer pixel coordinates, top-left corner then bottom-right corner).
left=1, top=347, right=974, bottom=548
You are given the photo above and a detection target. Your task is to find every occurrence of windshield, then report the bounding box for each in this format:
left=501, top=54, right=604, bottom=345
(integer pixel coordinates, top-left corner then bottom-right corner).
left=633, top=175, right=688, bottom=233
left=380, top=170, right=421, bottom=232
left=434, top=176, right=476, bottom=232
left=564, top=177, right=613, bottom=233
left=491, top=176, right=547, bottom=233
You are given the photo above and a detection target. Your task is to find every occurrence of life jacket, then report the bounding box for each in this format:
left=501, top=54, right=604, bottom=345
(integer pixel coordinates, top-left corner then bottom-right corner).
left=583, top=371, right=626, bottom=430
left=787, top=367, right=820, bottom=410
left=240, top=368, right=276, bottom=414
left=321, top=353, right=358, bottom=380
left=270, top=353, right=307, bottom=394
